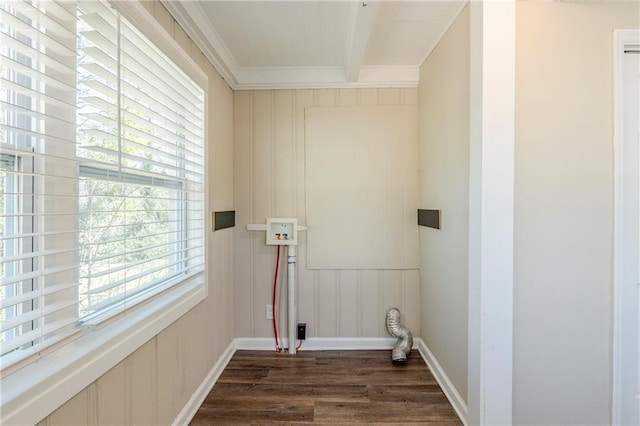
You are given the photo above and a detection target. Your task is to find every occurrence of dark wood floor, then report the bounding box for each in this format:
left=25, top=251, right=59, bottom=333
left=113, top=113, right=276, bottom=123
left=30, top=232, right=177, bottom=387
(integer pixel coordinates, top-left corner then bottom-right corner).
left=190, top=349, right=462, bottom=425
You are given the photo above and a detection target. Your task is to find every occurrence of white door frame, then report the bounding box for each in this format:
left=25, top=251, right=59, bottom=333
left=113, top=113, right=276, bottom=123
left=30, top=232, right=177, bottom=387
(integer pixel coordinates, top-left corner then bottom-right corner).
left=467, top=1, right=515, bottom=425
left=612, top=29, right=640, bottom=426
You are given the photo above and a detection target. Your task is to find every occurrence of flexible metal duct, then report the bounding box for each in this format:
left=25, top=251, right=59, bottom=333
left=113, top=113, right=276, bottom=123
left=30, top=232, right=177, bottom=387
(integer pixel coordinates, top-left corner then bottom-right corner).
left=385, top=307, right=413, bottom=364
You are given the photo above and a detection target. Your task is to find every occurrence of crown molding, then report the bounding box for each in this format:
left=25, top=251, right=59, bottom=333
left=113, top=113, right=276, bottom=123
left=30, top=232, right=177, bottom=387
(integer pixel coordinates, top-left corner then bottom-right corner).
left=161, top=0, right=239, bottom=88
left=234, top=65, right=419, bottom=90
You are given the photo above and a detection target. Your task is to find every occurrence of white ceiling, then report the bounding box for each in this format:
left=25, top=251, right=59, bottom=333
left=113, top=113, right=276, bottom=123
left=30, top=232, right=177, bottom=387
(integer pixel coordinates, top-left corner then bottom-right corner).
left=163, top=1, right=467, bottom=90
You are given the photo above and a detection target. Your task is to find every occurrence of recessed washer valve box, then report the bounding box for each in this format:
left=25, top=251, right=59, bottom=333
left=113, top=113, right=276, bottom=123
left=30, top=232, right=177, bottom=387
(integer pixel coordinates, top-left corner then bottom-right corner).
left=266, top=218, right=298, bottom=246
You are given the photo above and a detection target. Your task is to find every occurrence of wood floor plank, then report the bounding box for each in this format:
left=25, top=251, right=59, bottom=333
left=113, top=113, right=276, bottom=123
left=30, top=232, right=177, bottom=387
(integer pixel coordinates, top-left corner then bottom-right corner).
left=190, top=401, right=314, bottom=424
left=190, top=349, right=462, bottom=425
left=368, top=384, right=450, bottom=403
left=313, top=401, right=460, bottom=424
left=208, top=383, right=370, bottom=403
left=262, top=369, right=433, bottom=386
left=217, top=367, right=270, bottom=384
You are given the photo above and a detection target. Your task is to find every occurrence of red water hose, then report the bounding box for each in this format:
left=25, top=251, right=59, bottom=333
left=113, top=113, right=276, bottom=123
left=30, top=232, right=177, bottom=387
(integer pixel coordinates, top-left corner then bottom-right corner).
left=272, top=245, right=281, bottom=351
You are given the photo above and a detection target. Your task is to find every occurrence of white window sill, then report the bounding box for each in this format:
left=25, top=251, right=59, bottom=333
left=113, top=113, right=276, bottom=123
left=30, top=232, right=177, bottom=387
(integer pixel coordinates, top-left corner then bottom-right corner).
left=0, top=275, right=206, bottom=426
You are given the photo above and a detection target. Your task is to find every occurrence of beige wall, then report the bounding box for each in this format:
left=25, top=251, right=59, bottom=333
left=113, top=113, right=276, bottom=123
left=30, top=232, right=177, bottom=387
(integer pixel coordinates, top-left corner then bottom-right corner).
left=418, top=4, right=470, bottom=404
left=514, top=1, right=639, bottom=424
left=37, top=2, right=235, bottom=424
left=233, top=88, right=421, bottom=340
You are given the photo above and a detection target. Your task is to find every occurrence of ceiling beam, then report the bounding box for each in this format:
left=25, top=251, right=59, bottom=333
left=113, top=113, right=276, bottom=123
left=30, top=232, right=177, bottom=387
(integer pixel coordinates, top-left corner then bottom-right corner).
left=344, top=1, right=379, bottom=82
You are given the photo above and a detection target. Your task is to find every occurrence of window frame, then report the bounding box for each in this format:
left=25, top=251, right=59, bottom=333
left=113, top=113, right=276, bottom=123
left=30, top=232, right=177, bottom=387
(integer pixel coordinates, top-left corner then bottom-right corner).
left=1, top=147, right=37, bottom=354
left=0, top=2, right=209, bottom=424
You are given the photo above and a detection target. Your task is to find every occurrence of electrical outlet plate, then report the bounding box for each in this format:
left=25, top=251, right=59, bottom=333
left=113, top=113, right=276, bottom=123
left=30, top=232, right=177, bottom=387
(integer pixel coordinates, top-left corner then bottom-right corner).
left=266, top=304, right=273, bottom=320
left=297, top=323, right=306, bottom=340
left=266, top=218, right=298, bottom=246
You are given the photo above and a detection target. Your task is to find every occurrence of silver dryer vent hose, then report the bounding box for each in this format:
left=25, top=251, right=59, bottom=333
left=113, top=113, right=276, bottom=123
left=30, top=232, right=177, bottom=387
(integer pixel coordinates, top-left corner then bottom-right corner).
left=385, top=307, right=413, bottom=364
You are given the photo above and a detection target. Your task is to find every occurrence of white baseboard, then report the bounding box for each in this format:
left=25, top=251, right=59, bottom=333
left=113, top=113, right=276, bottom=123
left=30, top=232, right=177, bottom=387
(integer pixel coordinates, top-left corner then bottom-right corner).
left=173, top=340, right=236, bottom=426
left=300, top=337, right=399, bottom=350
left=416, top=338, right=468, bottom=425
left=234, top=336, right=399, bottom=351
left=233, top=337, right=280, bottom=350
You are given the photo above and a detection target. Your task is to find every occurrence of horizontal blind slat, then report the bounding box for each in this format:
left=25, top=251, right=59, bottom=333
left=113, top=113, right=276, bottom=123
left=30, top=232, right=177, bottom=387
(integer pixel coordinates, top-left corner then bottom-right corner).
left=1, top=319, right=78, bottom=357
left=78, top=60, right=203, bottom=129
left=0, top=229, right=78, bottom=241
left=0, top=9, right=76, bottom=57
left=0, top=33, right=76, bottom=75
left=1, top=299, right=77, bottom=332
left=1, top=281, right=78, bottom=310
left=77, top=218, right=203, bottom=234
left=0, top=77, right=76, bottom=110
left=1, top=124, right=77, bottom=148
left=4, top=1, right=76, bottom=38
left=81, top=234, right=205, bottom=264
left=1, top=264, right=77, bottom=287
left=84, top=263, right=202, bottom=309
left=82, top=243, right=205, bottom=279
left=120, top=22, right=202, bottom=98
left=81, top=268, right=203, bottom=314
left=1, top=56, right=77, bottom=93
left=78, top=146, right=203, bottom=184
left=1, top=247, right=78, bottom=264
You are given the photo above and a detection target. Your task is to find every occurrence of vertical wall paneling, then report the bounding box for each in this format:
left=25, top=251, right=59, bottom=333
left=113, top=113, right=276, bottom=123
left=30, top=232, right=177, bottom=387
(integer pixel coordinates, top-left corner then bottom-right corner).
left=274, top=90, right=295, bottom=216
left=358, top=88, right=379, bottom=106
left=382, top=270, right=402, bottom=313
left=380, top=88, right=401, bottom=105
left=338, top=88, right=357, bottom=106
left=356, top=271, right=363, bottom=336
left=315, top=270, right=339, bottom=337
left=360, top=270, right=381, bottom=337
left=255, top=91, right=275, bottom=339
left=46, top=388, right=89, bottom=426
left=87, top=383, right=98, bottom=425
left=96, top=362, right=126, bottom=425
left=234, top=91, right=254, bottom=337
left=129, top=339, right=157, bottom=426
left=156, top=323, right=180, bottom=423
left=234, top=88, right=421, bottom=340
left=295, top=90, right=315, bottom=339
left=339, top=270, right=359, bottom=336
left=403, top=269, right=422, bottom=336
left=124, top=353, right=132, bottom=426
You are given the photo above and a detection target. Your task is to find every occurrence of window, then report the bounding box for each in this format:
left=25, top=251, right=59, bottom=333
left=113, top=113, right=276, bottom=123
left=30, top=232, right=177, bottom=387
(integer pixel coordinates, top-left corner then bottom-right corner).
left=75, top=0, right=205, bottom=321
left=1, top=0, right=206, bottom=370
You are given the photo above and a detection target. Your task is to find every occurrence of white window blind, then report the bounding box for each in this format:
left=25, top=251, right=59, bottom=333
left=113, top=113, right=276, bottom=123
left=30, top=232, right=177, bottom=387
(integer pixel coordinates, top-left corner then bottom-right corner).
left=1, top=0, right=205, bottom=367
left=1, top=0, right=79, bottom=365
left=76, top=0, right=205, bottom=319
